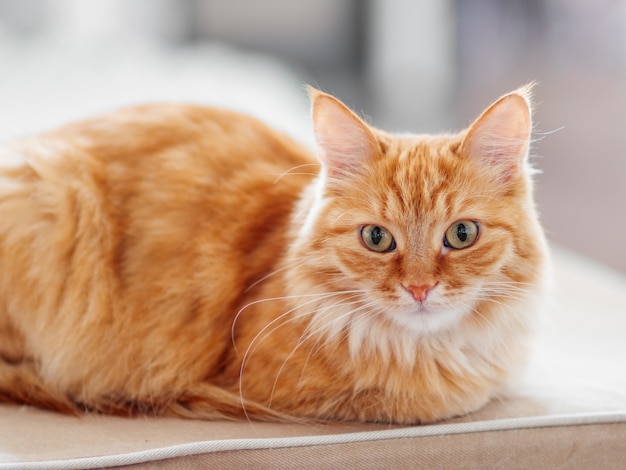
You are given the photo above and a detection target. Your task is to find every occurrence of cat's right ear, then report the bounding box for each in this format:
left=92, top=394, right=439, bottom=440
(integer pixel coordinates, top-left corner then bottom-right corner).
left=459, top=84, right=534, bottom=181
left=308, top=86, right=378, bottom=177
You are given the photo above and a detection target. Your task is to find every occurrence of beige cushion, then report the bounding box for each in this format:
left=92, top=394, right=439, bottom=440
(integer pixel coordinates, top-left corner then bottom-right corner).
left=1, top=244, right=625, bottom=469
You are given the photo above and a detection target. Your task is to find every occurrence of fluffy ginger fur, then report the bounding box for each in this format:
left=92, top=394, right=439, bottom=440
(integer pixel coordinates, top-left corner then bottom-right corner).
left=0, top=87, right=548, bottom=424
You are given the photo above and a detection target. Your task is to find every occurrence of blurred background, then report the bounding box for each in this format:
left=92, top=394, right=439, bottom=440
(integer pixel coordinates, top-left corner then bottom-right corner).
left=0, top=0, right=625, bottom=274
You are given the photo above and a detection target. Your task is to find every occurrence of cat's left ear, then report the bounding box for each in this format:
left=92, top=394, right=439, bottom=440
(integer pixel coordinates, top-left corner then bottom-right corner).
left=308, top=86, right=378, bottom=177
left=459, top=84, right=533, bottom=180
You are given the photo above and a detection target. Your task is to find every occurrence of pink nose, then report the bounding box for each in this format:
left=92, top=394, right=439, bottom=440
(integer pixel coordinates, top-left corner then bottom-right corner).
left=404, top=283, right=437, bottom=302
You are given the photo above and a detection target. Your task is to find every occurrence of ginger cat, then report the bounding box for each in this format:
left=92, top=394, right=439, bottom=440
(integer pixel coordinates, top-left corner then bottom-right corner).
left=0, top=86, right=548, bottom=424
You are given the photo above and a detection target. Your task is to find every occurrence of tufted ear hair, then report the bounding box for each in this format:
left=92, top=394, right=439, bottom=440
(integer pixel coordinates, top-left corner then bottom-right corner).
left=308, top=86, right=378, bottom=178
left=459, top=84, right=534, bottom=180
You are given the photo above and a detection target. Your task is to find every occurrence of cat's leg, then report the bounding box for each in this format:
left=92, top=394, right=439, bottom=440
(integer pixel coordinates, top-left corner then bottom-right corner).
left=0, top=357, right=77, bottom=414
left=0, top=312, right=24, bottom=366
left=0, top=311, right=76, bottom=413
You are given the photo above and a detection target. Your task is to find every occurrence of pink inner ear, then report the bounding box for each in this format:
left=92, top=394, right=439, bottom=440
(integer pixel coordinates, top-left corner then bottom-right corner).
left=462, top=93, right=532, bottom=179
left=311, top=92, right=378, bottom=176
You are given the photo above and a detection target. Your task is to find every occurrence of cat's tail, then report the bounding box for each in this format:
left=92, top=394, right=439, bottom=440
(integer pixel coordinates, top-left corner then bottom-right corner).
left=158, top=382, right=299, bottom=423
left=0, top=358, right=78, bottom=414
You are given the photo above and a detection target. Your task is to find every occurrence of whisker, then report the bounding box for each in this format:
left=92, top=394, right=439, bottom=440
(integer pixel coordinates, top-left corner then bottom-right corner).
left=238, top=305, right=313, bottom=421
left=253, top=291, right=372, bottom=409
left=295, top=299, right=381, bottom=389
left=271, top=163, right=320, bottom=184
left=280, top=295, right=373, bottom=397
left=244, top=259, right=308, bottom=293
left=231, top=289, right=364, bottom=348
left=468, top=304, right=497, bottom=330
left=305, top=299, right=380, bottom=357
left=236, top=289, right=369, bottom=418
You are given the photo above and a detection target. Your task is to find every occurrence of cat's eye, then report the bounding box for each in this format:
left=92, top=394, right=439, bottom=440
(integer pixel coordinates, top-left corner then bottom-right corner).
left=360, top=225, right=396, bottom=253
left=444, top=220, right=479, bottom=250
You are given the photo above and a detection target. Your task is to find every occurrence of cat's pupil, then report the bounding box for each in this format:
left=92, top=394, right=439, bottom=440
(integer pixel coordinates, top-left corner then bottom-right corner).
left=457, top=224, right=468, bottom=242
left=371, top=227, right=383, bottom=245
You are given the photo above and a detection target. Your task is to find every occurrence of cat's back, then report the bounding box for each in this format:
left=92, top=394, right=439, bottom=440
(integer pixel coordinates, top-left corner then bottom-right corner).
left=3, top=103, right=315, bottom=229
left=33, top=103, right=314, bottom=186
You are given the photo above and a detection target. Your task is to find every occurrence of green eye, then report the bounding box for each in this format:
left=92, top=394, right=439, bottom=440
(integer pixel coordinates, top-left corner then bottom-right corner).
left=360, top=225, right=396, bottom=253
left=444, top=220, right=479, bottom=250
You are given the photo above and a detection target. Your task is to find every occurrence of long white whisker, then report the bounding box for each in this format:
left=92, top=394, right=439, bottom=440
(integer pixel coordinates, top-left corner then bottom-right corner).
left=297, top=299, right=380, bottom=389
left=266, top=294, right=370, bottom=406
left=244, top=259, right=308, bottom=293
left=238, top=304, right=312, bottom=421
left=305, top=299, right=380, bottom=358
left=236, top=289, right=368, bottom=418
left=272, top=163, right=320, bottom=184
left=231, top=289, right=364, bottom=348
left=468, top=304, right=497, bottom=330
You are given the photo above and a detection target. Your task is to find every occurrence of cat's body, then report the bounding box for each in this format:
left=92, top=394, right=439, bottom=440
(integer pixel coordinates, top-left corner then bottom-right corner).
left=0, top=88, right=548, bottom=424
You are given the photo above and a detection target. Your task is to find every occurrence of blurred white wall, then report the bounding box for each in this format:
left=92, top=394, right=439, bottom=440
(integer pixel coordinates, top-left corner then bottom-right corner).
left=367, top=0, right=456, bottom=132
left=194, top=0, right=357, bottom=70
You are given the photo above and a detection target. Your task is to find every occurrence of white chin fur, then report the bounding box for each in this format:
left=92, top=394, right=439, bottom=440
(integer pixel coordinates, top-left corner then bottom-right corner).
left=386, top=304, right=468, bottom=336
left=341, top=298, right=473, bottom=366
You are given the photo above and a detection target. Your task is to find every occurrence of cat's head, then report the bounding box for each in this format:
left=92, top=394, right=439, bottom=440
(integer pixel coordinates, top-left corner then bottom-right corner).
left=288, top=86, right=548, bottom=359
